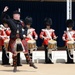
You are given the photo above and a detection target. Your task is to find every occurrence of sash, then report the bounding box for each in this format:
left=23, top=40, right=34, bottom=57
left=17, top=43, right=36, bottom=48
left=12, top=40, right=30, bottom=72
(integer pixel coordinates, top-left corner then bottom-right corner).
left=67, top=31, right=74, bottom=41
left=45, top=29, right=52, bottom=40
left=27, top=29, right=34, bottom=40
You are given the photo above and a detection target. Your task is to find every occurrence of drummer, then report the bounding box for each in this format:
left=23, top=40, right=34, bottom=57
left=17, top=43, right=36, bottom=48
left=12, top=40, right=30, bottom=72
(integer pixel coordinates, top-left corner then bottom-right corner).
left=40, top=18, right=57, bottom=63
left=23, top=16, right=38, bottom=62
left=0, top=24, right=10, bottom=65
left=62, top=19, right=75, bottom=63
left=1, top=22, right=11, bottom=65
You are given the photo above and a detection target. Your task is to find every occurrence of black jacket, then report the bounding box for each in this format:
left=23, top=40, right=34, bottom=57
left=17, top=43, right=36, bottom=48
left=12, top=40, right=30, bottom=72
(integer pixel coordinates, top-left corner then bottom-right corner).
left=1, top=12, right=24, bottom=39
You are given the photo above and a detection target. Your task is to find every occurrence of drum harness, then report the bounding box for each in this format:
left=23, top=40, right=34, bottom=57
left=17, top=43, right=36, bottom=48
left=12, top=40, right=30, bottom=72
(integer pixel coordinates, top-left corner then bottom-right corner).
left=47, top=42, right=57, bottom=64
left=27, top=29, right=38, bottom=61
left=45, top=29, right=57, bottom=63
left=67, top=31, right=75, bottom=59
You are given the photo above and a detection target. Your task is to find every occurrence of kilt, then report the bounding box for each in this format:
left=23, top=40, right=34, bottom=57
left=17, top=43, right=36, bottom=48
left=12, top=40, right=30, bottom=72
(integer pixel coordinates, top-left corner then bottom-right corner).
left=8, top=38, right=28, bottom=54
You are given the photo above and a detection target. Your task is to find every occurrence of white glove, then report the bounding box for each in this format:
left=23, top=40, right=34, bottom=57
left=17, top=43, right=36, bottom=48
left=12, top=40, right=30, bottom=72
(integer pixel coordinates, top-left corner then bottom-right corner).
left=3, top=6, right=9, bottom=12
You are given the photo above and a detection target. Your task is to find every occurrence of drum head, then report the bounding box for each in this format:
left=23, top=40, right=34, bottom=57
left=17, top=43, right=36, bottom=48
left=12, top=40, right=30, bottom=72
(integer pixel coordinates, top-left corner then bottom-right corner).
left=4, top=39, right=9, bottom=43
left=67, top=41, right=74, bottom=44
left=27, top=40, right=36, bottom=44
left=48, top=40, right=57, bottom=44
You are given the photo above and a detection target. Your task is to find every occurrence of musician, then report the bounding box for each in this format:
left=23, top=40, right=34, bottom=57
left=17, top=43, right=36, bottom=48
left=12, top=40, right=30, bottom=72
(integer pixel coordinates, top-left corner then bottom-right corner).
left=1, top=6, right=37, bottom=72
left=40, top=18, right=57, bottom=63
left=62, top=19, right=75, bottom=63
left=0, top=25, right=9, bottom=65
left=3, top=22, right=11, bottom=37
left=2, top=14, right=22, bottom=66
left=24, top=16, right=38, bottom=62
left=1, top=23, right=10, bottom=65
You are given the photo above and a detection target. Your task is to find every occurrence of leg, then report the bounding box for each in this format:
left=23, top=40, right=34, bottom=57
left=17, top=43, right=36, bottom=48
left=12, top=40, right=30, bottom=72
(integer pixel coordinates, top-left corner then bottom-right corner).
left=13, top=54, right=17, bottom=72
left=12, top=53, right=22, bottom=66
left=66, top=49, right=73, bottom=63
left=26, top=50, right=31, bottom=64
left=29, top=50, right=32, bottom=61
left=22, top=39, right=37, bottom=69
left=2, top=46, right=10, bottom=65
left=17, top=53, right=22, bottom=66
left=44, top=45, right=52, bottom=63
left=24, top=53, right=37, bottom=69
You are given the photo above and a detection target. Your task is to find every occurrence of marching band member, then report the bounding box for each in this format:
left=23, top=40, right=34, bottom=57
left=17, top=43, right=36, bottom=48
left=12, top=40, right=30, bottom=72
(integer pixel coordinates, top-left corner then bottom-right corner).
left=40, top=18, right=57, bottom=63
left=62, top=19, right=75, bottom=63
left=2, top=14, right=22, bottom=66
left=1, top=6, right=37, bottom=72
left=24, top=16, right=38, bottom=41
left=24, top=16, right=38, bottom=62
left=1, top=23, right=10, bottom=65
left=0, top=25, right=6, bottom=51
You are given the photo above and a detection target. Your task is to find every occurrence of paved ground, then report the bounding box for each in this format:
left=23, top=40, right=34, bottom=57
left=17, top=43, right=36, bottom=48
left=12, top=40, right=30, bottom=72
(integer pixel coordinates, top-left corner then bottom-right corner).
left=0, top=63, right=75, bottom=75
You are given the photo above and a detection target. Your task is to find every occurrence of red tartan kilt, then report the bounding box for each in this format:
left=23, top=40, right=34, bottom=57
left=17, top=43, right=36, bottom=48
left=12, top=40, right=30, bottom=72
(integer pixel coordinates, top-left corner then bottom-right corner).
left=0, top=46, right=2, bottom=51
left=21, top=39, right=28, bottom=53
left=8, top=39, right=28, bottom=54
left=8, top=39, right=16, bottom=53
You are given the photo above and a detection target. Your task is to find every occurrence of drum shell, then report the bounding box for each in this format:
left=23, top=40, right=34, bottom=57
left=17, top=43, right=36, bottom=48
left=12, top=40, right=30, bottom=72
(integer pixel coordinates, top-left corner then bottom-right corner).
left=4, top=39, right=9, bottom=51
left=48, top=43, right=57, bottom=49
left=48, top=40, right=57, bottom=49
left=27, top=40, right=36, bottom=50
left=67, top=41, right=75, bottom=49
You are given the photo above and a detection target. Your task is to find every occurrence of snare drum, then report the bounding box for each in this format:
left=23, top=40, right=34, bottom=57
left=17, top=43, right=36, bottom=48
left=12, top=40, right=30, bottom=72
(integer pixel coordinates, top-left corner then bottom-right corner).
left=4, top=39, right=9, bottom=51
left=48, top=40, right=57, bottom=49
left=27, top=40, right=36, bottom=50
left=67, top=41, right=74, bottom=49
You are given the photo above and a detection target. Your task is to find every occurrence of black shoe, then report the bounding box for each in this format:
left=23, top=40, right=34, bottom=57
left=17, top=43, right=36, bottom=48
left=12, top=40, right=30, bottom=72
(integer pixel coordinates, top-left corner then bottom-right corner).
left=13, top=67, right=17, bottom=72
left=66, top=62, right=74, bottom=64
left=45, top=62, right=53, bottom=64
left=12, top=64, right=22, bottom=66
left=2, top=63, right=10, bottom=65
left=29, top=63, right=37, bottom=69
left=17, top=64, right=22, bottom=66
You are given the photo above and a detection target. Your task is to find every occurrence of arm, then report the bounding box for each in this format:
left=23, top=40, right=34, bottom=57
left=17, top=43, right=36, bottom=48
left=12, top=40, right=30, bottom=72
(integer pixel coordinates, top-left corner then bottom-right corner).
left=0, top=30, right=7, bottom=40
left=40, top=30, right=45, bottom=39
left=52, top=31, right=57, bottom=40
left=33, top=30, right=38, bottom=40
left=1, top=6, right=16, bottom=30
left=1, top=6, right=10, bottom=23
left=62, top=32, right=67, bottom=41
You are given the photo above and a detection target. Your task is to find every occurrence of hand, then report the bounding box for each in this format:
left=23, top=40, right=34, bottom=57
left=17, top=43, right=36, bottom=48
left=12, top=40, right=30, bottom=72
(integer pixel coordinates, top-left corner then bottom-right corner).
left=23, top=35, right=27, bottom=39
left=53, top=36, right=58, bottom=40
left=34, top=38, right=37, bottom=40
left=23, top=35, right=26, bottom=38
left=43, top=37, right=47, bottom=40
left=3, top=6, right=9, bottom=12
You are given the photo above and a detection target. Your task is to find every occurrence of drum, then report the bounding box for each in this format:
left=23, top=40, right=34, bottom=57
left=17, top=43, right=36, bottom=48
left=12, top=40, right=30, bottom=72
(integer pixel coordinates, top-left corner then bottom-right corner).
left=67, top=41, right=75, bottom=49
left=48, top=40, right=57, bottom=49
left=27, top=40, right=36, bottom=50
left=4, top=39, right=9, bottom=51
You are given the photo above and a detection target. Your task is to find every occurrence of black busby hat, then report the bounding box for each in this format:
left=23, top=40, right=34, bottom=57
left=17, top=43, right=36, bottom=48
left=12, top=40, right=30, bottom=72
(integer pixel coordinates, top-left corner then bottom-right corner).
left=44, top=18, right=52, bottom=26
left=13, top=10, right=20, bottom=15
left=66, top=19, right=74, bottom=27
left=25, top=16, right=32, bottom=25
